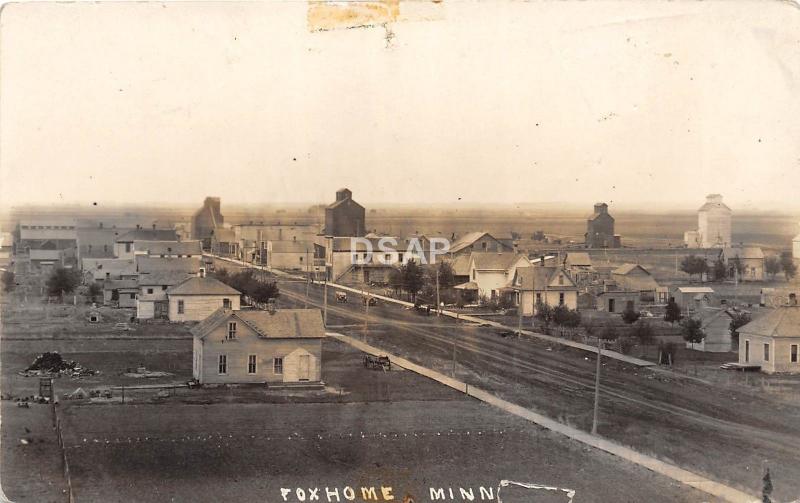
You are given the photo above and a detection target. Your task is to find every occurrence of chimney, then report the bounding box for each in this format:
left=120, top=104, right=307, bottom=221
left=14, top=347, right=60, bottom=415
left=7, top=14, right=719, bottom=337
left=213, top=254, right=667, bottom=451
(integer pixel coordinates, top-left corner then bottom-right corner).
left=790, top=293, right=797, bottom=306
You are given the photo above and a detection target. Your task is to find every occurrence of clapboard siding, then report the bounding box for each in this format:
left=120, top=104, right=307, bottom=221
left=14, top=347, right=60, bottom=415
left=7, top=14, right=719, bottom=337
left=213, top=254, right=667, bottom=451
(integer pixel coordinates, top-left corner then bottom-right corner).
left=169, top=294, right=240, bottom=322
left=195, top=314, right=322, bottom=384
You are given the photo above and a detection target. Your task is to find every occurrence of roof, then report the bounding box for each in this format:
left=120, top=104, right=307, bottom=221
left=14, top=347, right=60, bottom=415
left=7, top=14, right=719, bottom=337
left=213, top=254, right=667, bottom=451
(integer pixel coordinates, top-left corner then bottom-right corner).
left=723, top=247, right=764, bottom=260
left=513, top=266, right=576, bottom=291
left=698, top=196, right=732, bottom=213
left=327, top=196, right=364, bottom=210
left=470, top=252, right=528, bottom=271
left=739, top=306, right=800, bottom=338
left=453, top=281, right=478, bottom=290
left=674, top=286, right=715, bottom=294
left=103, top=279, right=138, bottom=290
left=116, top=229, right=178, bottom=243
left=612, top=263, right=651, bottom=276
left=449, top=232, right=506, bottom=254
left=192, top=308, right=325, bottom=340
left=136, top=256, right=200, bottom=274
left=564, top=252, right=592, bottom=267
left=167, top=276, right=241, bottom=296
left=133, top=240, right=202, bottom=256
left=82, top=258, right=137, bottom=280
left=138, top=271, right=195, bottom=286
left=449, top=254, right=472, bottom=276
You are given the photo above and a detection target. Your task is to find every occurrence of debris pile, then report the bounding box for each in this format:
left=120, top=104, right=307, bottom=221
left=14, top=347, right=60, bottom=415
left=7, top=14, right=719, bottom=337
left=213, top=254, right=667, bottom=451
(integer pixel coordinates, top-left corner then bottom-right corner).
left=19, top=352, right=99, bottom=378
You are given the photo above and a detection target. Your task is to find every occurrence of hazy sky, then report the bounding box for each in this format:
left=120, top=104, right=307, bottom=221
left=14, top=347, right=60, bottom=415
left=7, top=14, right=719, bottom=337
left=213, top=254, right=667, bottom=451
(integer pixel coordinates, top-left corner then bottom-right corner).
left=1, top=1, right=799, bottom=210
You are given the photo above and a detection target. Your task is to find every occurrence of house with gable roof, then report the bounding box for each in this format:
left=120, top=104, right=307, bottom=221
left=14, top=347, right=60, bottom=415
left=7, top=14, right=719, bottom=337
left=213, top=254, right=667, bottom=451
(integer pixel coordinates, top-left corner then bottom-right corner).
left=512, top=266, right=578, bottom=316
left=460, top=252, right=531, bottom=301
left=167, top=273, right=242, bottom=322
left=737, top=296, right=800, bottom=373
left=191, top=308, right=325, bottom=384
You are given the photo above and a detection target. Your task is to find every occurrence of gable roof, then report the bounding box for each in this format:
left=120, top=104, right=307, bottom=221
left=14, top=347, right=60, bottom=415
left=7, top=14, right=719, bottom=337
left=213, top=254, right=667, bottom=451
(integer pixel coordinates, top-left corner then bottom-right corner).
left=116, top=229, right=178, bottom=243
left=739, top=306, right=800, bottom=338
left=138, top=271, right=196, bottom=286
left=564, top=252, right=592, bottom=267
left=133, top=240, right=202, bottom=256
left=613, top=263, right=651, bottom=276
left=167, top=276, right=241, bottom=296
left=136, top=256, right=201, bottom=274
left=513, top=266, right=577, bottom=291
left=470, top=252, right=528, bottom=271
left=449, top=232, right=509, bottom=254
left=191, top=308, right=326, bottom=340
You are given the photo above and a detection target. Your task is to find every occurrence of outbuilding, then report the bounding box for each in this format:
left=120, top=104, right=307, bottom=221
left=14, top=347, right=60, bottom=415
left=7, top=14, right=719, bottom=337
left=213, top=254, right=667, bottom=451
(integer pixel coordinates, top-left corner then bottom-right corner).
left=737, top=298, right=800, bottom=374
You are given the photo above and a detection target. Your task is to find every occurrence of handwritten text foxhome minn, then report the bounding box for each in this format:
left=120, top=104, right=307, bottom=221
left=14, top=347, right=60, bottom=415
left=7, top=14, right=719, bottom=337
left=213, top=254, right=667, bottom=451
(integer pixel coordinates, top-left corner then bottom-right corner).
left=279, top=485, right=497, bottom=502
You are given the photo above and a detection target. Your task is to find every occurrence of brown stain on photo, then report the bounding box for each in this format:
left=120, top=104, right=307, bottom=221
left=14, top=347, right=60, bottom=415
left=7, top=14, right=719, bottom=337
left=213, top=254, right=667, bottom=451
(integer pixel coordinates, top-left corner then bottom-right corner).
left=308, top=0, right=401, bottom=32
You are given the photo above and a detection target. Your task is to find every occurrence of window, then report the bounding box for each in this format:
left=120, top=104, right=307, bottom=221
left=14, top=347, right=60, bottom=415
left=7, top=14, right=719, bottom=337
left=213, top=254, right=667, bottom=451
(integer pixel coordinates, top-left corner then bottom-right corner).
left=129, top=293, right=136, bottom=299
left=218, top=354, right=227, bottom=374
left=248, top=355, right=257, bottom=374
left=791, top=344, right=798, bottom=363
left=273, top=357, right=283, bottom=374
left=299, top=256, right=304, bottom=263
left=745, top=340, right=750, bottom=362
left=125, top=243, right=131, bottom=253
left=223, top=298, right=231, bottom=309
left=98, top=264, right=103, bottom=270
left=481, top=242, right=488, bottom=250
left=162, top=285, right=167, bottom=290
left=227, top=322, right=237, bottom=339
left=559, top=293, right=565, bottom=306
left=558, top=275, right=563, bottom=285
left=88, top=245, right=92, bottom=252
left=103, top=245, right=108, bottom=253
left=472, top=270, right=476, bottom=280
left=764, top=343, right=770, bottom=362
left=177, top=300, right=185, bottom=314
left=536, top=293, right=542, bottom=304
left=147, top=288, right=154, bottom=294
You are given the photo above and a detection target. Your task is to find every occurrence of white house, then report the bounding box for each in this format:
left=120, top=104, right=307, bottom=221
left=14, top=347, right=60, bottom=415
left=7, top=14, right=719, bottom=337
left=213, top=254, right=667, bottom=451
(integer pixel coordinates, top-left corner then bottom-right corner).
left=512, top=266, right=578, bottom=316
left=114, top=227, right=178, bottom=259
left=738, top=298, right=800, bottom=373
left=137, top=271, right=197, bottom=319
left=463, top=252, right=531, bottom=300
left=191, top=308, right=325, bottom=384
left=167, top=274, right=241, bottom=322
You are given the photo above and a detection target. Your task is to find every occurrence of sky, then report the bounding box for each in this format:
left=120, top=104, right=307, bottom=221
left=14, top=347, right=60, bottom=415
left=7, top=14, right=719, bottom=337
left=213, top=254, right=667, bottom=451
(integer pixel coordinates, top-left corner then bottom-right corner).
left=1, top=1, right=799, bottom=211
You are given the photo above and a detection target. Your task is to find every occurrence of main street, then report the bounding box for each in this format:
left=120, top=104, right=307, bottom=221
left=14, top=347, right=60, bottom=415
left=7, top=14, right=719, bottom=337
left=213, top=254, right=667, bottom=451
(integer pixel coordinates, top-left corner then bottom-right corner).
left=211, top=257, right=800, bottom=501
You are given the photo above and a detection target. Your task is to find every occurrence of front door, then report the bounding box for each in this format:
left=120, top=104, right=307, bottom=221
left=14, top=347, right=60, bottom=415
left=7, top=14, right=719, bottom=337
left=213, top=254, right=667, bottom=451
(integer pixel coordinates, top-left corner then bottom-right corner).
left=608, top=298, right=615, bottom=313
left=298, top=355, right=310, bottom=381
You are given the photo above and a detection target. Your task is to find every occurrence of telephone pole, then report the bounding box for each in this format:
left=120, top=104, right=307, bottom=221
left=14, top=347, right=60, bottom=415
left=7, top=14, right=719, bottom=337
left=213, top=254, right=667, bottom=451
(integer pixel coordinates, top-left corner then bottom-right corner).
left=435, top=265, right=441, bottom=316
left=305, top=248, right=310, bottom=309
left=592, top=338, right=606, bottom=435
left=323, top=267, right=329, bottom=326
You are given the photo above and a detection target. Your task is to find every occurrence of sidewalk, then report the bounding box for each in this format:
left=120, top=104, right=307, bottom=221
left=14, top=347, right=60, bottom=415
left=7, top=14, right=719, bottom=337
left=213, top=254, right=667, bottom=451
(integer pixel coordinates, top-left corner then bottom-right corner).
left=331, top=332, right=757, bottom=503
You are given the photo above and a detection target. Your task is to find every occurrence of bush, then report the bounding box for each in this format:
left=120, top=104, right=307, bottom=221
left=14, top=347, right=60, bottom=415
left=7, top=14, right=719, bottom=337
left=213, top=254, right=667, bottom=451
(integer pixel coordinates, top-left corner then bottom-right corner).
left=621, top=307, right=640, bottom=324
left=664, top=299, right=681, bottom=324
left=618, top=337, right=635, bottom=355
left=1, top=270, right=15, bottom=292
left=46, top=267, right=81, bottom=298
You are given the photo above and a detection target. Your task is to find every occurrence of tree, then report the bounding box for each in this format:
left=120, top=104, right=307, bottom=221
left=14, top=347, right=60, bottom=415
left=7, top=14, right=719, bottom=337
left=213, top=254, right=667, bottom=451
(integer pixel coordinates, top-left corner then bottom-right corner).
left=1, top=270, right=15, bottom=292
left=728, top=311, right=752, bottom=347
left=621, top=306, right=640, bottom=324
left=534, top=302, right=554, bottom=327
left=46, top=267, right=80, bottom=298
left=434, top=262, right=455, bottom=290
left=553, top=305, right=581, bottom=328
left=681, top=317, right=705, bottom=349
left=601, top=323, right=619, bottom=341
left=388, top=268, right=404, bottom=296
left=213, top=268, right=230, bottom=284
left=765, top=256, right=781, bottom=280
left=87, top=282, right=102, bottom=303
left=731, top=256, right=744, bottom=278
left=780, top=252, right=797, bottom=281
left=250, top=281, right=279, bottom=305
left=631, top=320, right=656, bottom=356
left=664, top=299, right=681, bottom=324
left=403, top=260, right=425, bottom=302
left=712, top=259, right=727, bottom=282
left=680, top=255, right=709, bottom=282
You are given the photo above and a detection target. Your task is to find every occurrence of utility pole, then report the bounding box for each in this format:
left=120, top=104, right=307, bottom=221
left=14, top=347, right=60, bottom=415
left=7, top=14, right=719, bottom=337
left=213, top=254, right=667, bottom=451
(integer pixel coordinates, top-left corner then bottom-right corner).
left=363, top=284, right=369, bottom=342
left=592, top=338, right=605, bottom=435
left=305, top=248, right=310, bottom=309
left=435, top=265, right=441, bottom=316
left=452, top=336, right=457, bottom=377
left=323, top=271, right=328, bottom=326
